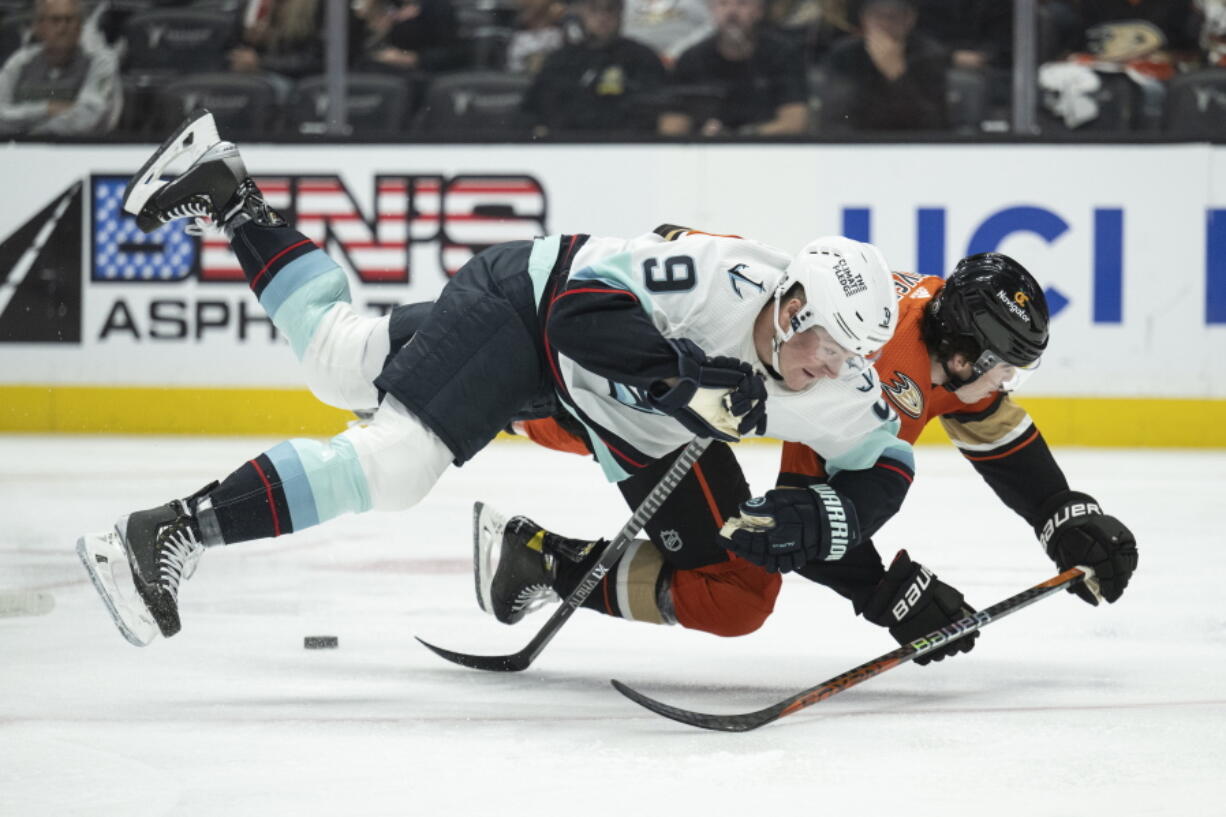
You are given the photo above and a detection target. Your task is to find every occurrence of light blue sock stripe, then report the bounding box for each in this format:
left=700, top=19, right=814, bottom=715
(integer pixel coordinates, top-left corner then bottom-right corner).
left=263, top=441, right=320, bottom=530
left=260, top=250, right=344, bottom=318
left=265, top=265, right=352, bottom=359
left=292, top=436, right=372, bottom=522
left=260, top=253, right=350, bottom=358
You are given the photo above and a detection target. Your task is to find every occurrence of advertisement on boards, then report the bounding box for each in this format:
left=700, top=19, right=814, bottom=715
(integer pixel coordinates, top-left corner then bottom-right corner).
left=1, top=143, right=1223, bottom=404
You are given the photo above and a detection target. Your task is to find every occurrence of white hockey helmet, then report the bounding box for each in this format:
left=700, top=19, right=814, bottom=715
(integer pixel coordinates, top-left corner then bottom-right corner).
left=771, top=236, right=897, bottom=371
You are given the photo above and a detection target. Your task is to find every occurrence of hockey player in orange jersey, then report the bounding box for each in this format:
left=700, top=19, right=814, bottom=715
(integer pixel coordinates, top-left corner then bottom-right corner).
left=476, top=250, right=1139, bottom=665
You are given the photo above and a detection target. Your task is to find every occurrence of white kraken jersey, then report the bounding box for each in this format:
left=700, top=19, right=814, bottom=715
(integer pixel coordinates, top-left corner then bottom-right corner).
left=554, top=232, right=905, bottom=480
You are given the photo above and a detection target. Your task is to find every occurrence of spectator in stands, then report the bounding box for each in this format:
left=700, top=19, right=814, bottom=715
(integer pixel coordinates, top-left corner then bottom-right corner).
left=0, top=0, right=120, bottom=136
left=623, top=0, right=713, bottom=65
left=522, top=0, right=667, bottom=134
left=358, top=0, right=465, bottom=74
left=228, top=0, right=327, bottom=92
left=822, top=0, right=948, bottom=131
left=506, top=0, right=569, bottom=74
left=659, top=0, right=808, bottom=136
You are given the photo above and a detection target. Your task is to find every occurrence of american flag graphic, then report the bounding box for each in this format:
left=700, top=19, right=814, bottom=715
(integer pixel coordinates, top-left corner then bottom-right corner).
left=90, top=173, right=547, bottom=284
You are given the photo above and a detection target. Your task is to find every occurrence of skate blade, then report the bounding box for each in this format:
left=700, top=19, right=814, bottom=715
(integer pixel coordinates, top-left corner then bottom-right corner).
left=76, top=532, right=158, bottom=647
left=122, top=110, right=221, bottom=218
left=472, top=501, right=507, bottom=615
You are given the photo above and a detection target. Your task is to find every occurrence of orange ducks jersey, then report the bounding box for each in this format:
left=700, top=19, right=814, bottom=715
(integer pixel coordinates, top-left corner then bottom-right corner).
left=780, top=272, right=1052, bottom=510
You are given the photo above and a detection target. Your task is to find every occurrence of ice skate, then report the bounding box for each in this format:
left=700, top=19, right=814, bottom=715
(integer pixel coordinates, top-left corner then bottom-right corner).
left=78, top=498, right=206, bottom=643
left=77, top=531, right=159, bottom=646
left=123, top=109, right=282, bottom=236
left=473, top=504, right=560, bottom=625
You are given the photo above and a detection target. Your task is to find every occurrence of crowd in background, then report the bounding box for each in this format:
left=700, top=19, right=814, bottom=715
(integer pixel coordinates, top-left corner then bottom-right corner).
left=0, top=0, right=1223, bottom=139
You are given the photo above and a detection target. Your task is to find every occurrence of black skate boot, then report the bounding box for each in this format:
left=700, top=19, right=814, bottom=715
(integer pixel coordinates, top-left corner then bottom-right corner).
left=115, top=496, right=209, bottom=638
left=472, top=502, right=598, bottom=625
left=123, top=109, right=283, bottom=236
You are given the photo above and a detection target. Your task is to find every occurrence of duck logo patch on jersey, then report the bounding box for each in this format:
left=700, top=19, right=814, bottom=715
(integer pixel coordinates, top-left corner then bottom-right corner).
left=727, top=263, right=764, bottom=298
left=882, top=371, right=925, bottom=419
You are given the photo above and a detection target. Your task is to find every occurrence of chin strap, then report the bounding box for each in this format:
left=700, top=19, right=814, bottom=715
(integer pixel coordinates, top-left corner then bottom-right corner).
left=770, top=285, right=797, bottom=374
left=940, top=358, right=982, bottom=392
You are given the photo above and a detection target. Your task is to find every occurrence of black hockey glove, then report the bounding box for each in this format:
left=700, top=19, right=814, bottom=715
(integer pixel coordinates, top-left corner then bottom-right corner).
left=1035, top=490, right=1138, bottom=606
left=719, top=485, right=860, bottom=573
left=862, top=550, right=979, bottom=666
left=648, top=339, right=767, bottom=443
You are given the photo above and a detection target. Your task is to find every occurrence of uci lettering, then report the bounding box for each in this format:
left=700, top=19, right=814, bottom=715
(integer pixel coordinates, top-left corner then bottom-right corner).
left=842, top=205, right=1126, bottom=324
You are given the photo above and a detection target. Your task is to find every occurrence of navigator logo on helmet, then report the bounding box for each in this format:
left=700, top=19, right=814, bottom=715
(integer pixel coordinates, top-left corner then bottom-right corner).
left=922, top=252, right=1050, bottom=392
left=769, top=236, right=897, bottom=375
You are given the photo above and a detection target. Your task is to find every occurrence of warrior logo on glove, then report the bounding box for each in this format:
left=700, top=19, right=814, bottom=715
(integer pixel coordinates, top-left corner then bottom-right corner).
left=721, top=484, right=860, bottom=573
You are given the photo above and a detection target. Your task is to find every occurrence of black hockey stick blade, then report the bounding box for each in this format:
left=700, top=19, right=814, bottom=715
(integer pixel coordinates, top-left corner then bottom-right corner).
left=414, top=593, right=587, bottom=672
left=416, top=437, right=713, bottom=672
left=611, top=565, right=1095, bottom=732
left=415, top=635, right=531, bottom=672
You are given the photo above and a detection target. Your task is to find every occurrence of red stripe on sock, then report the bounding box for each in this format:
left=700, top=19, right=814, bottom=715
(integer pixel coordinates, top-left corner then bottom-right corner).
left=250, top=238, right=314, bottom=290
left=249, top=459, right=282, bottom=536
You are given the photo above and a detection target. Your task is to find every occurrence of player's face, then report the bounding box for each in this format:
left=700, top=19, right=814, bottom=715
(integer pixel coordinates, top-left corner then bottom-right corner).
left=35, top=0, right=81, bottom=56
left=778, top=325, right=857, bottom=390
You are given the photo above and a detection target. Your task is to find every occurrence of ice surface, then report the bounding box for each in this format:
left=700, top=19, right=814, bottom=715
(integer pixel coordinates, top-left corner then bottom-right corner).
left=2, top=435, right=1224, bottom=817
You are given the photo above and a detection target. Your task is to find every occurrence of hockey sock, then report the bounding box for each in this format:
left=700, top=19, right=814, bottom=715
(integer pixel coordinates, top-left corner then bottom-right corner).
left=553, top=538, right=673, bottom=625
left=194, top=437, right=372, bottom=546
left=193, top=397, right=452, bottom=546
left=229, top=222, right=353, bottom=359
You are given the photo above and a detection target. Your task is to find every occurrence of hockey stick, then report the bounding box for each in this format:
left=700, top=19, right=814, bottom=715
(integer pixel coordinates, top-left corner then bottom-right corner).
left=611, top=565, right=1097, bottom=732
left=417, top=436, right=713, bottom=672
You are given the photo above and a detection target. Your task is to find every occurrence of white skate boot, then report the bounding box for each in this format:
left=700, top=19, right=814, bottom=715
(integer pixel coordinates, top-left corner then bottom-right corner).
left=123, top=109, right=282, bottom=236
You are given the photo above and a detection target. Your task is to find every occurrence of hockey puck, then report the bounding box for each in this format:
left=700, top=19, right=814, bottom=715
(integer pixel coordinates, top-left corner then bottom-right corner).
left=304, top=635, right=339, bottom=649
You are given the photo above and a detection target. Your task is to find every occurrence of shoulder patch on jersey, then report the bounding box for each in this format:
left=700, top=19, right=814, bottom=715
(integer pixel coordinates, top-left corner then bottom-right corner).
left=891, top=270, right=924, bottom=299
left=881, top=370, right=925, bottom=419
left=727, top=263, right=765, bottom=299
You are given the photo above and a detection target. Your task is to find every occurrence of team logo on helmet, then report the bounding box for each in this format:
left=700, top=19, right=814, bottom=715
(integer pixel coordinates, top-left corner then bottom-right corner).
left=1013, top=291, right=1029, bottom=307
left=882, top=371, right=924, bottom=419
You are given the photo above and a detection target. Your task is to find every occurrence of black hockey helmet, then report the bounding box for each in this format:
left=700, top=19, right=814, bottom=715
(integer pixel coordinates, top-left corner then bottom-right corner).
left=923, top=252, right=1049, bottom=388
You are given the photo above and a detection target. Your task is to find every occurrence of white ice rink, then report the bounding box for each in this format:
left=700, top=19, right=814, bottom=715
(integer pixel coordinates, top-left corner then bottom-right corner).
left=2, top=434, right=1224, bottom=817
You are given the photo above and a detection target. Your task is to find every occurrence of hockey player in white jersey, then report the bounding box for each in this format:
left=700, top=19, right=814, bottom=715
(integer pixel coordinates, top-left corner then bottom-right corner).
left=77, top=110, right=912, bottom=648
